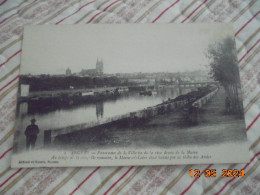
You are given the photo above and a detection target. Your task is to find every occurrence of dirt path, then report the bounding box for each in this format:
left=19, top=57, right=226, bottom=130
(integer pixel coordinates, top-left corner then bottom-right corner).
left=119, top=87, right=248, bottom=147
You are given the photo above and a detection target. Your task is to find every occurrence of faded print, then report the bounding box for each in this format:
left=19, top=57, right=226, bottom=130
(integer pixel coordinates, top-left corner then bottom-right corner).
left=12, top=24, right=249, bottom=167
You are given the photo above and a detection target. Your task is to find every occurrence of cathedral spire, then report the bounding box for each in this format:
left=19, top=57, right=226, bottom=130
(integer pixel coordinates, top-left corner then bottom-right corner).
left=96, top=57, right=103, bottom=75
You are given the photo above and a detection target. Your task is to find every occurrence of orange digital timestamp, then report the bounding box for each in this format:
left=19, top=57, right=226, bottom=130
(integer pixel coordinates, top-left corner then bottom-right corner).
left=189, top=169, right=245, bottom=178
left=221, top=169, right=245, bottom=177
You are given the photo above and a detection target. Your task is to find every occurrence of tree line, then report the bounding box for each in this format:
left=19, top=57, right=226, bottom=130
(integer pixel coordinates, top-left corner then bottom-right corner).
left=206, top=37, right=243, bottom=114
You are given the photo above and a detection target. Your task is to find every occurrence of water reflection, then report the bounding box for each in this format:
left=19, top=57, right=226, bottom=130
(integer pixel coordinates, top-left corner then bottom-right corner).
left=96, top=101, right=104, bottom=119
left=18, top=102, right=28, bottom=117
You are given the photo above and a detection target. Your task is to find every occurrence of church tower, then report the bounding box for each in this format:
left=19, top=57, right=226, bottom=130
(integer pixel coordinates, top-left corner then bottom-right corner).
left=96, top=58, right=103, bottom=75
left=66, top=67, right=71, bottom=75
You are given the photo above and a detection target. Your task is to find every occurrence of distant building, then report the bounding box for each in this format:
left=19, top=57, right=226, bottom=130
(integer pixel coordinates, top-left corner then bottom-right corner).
left=128, top=78, right=149, bottom=85
left=80, top=68, right=97, bottom=76
left=96, top=58, right=103, bottom=75
left=66, top=67, right=72, bottom=75
left=80, top=58, right=104, bottom=76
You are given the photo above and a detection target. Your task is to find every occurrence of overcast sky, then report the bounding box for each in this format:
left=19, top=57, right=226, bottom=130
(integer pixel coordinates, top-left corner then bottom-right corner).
left=21, top=24, right=234, bottom=75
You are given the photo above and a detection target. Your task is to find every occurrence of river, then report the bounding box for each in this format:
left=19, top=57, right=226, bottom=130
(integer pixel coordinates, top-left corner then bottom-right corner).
left=16, top=87, right=194, bottom=132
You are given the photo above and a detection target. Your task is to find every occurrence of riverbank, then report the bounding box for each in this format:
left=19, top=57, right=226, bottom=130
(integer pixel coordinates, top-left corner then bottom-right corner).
left=18, top=85, right=151, bottom=113
left=53, top=87, right=246, bottom=150
left=52, top=86, right=222, bottom=147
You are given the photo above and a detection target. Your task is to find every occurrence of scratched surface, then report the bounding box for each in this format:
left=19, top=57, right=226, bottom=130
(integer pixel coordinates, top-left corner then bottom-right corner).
left=0, top=0, right=259, bottom=194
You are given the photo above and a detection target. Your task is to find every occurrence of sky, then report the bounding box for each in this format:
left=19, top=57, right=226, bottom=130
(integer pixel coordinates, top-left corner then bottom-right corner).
left=21, top=24, right=235, bottom=75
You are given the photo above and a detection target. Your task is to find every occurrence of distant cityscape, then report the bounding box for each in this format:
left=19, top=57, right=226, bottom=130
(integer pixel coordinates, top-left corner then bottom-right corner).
left=20, top=57, right=214, bottom=96
left=63, top=57, right=212, bottom=85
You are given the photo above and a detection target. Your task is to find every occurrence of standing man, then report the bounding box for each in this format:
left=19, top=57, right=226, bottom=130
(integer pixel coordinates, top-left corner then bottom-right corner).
left=25, top=118, right=39, bottom=150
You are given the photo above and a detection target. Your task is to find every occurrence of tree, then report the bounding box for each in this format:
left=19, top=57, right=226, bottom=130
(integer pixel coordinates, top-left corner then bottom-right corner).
left=206, top=37, right=243, bottom=114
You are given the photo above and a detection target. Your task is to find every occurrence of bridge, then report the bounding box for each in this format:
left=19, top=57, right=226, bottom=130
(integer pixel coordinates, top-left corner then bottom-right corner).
left=179, top=81, right=219, bottom=88
left=157, top=81, right=218, bottom=89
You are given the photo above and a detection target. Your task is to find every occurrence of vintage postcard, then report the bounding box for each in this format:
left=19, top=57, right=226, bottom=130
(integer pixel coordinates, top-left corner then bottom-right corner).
left=11, top=24, right=249, bottom=167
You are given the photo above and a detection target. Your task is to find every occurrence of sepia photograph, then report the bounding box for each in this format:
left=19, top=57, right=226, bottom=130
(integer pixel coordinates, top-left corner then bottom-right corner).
left=11, top=24, right=249, bottom=167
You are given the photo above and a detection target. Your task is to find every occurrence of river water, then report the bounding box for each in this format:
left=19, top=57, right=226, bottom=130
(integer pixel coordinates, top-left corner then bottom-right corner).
left=16, top=87, right=192, bottom=132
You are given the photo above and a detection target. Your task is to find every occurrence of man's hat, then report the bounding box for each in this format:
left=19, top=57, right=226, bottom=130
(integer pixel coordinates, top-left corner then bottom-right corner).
left=30, top=118, right=36, bottom=122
